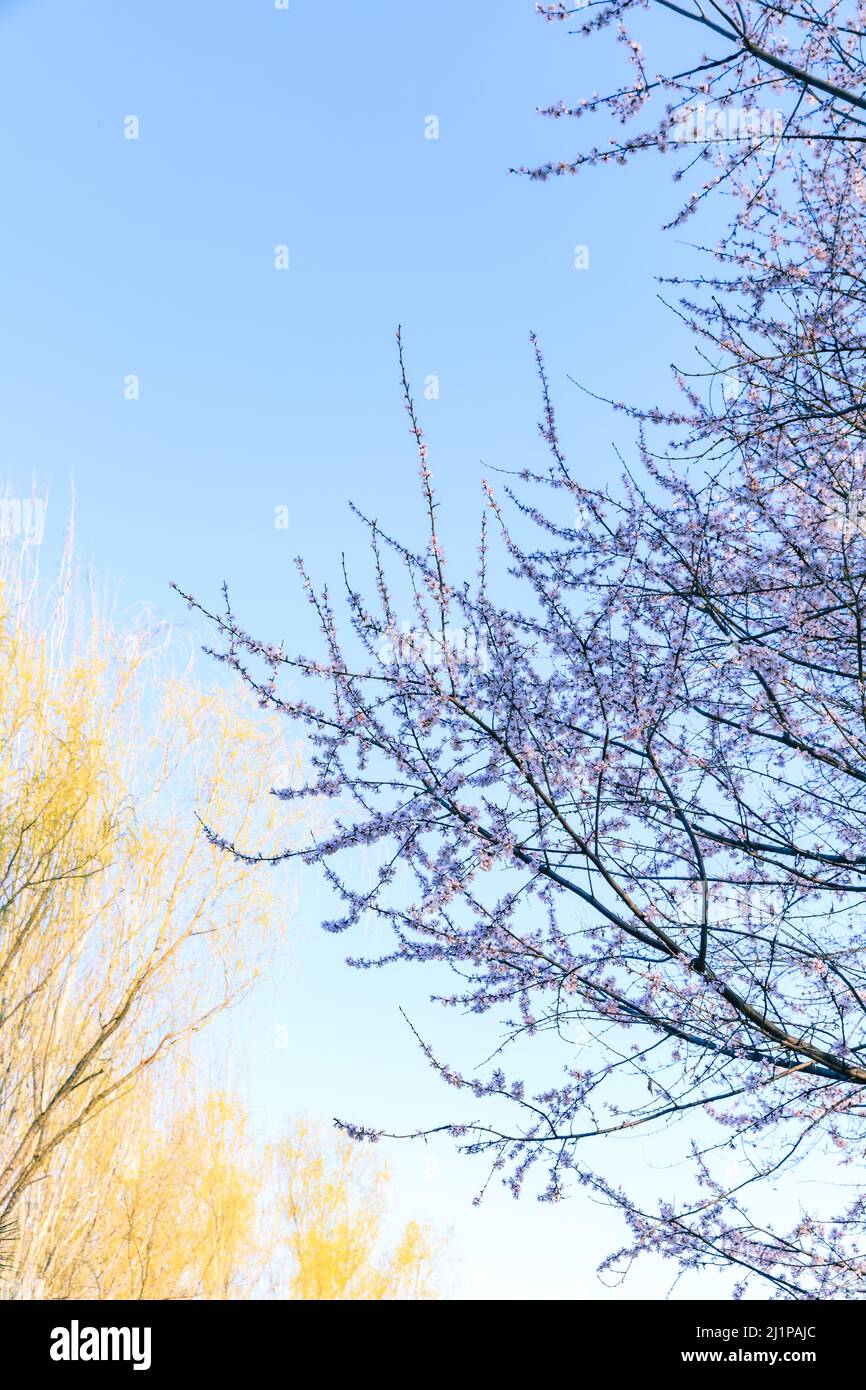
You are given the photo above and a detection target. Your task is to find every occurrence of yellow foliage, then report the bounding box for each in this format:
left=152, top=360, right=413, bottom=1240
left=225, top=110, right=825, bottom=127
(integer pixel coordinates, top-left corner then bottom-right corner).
left=16, top=1098, right=440, bottom=1300
left=18, top=1076, right=262, bottom=1299
left=271, top=1119, right=439, bottom=1300
left=0, top=536, right=297, bottom=1247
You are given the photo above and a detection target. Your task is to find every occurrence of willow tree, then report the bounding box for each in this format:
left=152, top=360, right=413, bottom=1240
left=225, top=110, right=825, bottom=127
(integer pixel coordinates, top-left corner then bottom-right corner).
left=12, top=1079, right=261, bottom=1300
left=12, top=1080, right=441, bottom=1300
left=269, top=1118, right=439, bottom=1300
left=0, top=528, right=296, bottom=1249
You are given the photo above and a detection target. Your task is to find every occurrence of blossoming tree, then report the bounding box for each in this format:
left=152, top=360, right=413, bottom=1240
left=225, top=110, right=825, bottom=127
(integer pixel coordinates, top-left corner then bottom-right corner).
left=180, top=2, right=866, bottom=1297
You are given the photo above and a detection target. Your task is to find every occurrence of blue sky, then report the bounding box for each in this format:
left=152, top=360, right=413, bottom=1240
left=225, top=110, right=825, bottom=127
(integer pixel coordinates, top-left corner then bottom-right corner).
left=0, top=0, right=740, bottom=1298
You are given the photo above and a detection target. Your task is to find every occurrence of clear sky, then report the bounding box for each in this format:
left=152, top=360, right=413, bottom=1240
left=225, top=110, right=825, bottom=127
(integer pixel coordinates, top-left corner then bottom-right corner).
left=0, top=0, right=740, bottom=1299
